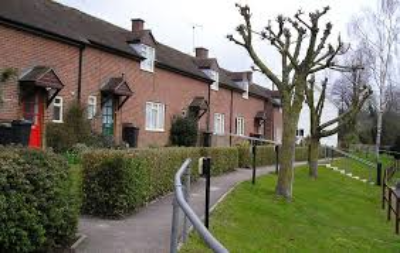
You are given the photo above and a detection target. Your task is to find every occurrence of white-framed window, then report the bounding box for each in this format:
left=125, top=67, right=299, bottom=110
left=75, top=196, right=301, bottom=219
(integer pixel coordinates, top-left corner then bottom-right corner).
left=236, top=116, right=245, bottom=136
left=52, top=96, right=63, bottom=123
left=296, top=129, right=304, bottom=137
left=242, top=82, right=249, bottom=99
left=203, top=69, right=219, bottom=91
left=146, top=102, right=165, bottom=131
left=132, top=44, right=155, bottom=72
left=87, top=95, right=97, bottom=119
left=214, top=113, right=225, bottom=135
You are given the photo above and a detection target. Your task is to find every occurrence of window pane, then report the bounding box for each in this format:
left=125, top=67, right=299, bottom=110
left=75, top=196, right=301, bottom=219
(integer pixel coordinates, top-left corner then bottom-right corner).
left=53, top=107, right=60, bottom=121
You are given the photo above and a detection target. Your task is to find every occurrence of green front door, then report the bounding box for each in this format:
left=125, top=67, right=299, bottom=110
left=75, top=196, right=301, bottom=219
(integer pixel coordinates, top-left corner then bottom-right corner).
left=102, top=98, right=114, bottom=136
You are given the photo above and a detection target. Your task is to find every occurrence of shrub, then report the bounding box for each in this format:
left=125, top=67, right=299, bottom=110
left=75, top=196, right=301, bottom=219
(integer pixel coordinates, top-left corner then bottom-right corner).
left=170, top=115, right=198, bottom=147
left=295, top=147, right=308, bottom=162
left=46, top=101, right=93, bottom=152
left=0, top=148, right=78, bottom=252
left=256, top=145, right=276, bottom=166
left=82, top=147, right=202, bottom=217
left=237, top=141, right=251, bottom=168
left=202, top=147, right=239, bottom=176
left=82, top=152, right=149, bottom=217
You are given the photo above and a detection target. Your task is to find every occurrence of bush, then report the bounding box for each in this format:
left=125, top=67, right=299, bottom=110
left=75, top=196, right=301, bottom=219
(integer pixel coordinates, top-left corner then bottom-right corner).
left=0, top=148, right=78, bottom=252
left=256, top=145, right=276, bottom=166
left=295, top=147, right=308, bottom=161
left=82, top=152, right=149, bottom=217
left=237, top=142, right=251, bottom=168
left=203, top=147, right=239, bottom=176
left=170, top=116, right=198, bottom=147
left=46, top=101, right=92, bottom=152
left=82, top=147, right=202, bottom=217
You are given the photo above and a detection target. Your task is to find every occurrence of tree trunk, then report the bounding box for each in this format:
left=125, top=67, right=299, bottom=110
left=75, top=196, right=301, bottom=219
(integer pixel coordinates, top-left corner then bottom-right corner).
left=275, top=107, right=298, bottom=200
left=375, top=105, right=383, bottom=162
left=308, top=138, right=320, bottom=179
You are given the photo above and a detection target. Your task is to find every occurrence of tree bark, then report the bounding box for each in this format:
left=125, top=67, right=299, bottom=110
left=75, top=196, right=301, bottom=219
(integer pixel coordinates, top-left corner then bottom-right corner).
left=375, top=106, right=382, bottom=161
left=275, top=106, right=298, bottom=199
left=308, top=137, right=320, bottom=179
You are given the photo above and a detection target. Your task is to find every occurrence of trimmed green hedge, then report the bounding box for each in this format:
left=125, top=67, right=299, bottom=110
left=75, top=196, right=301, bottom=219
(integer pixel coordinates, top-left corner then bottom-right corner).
left=82, top=147, right=241, bottom=217
left=203, top=147, right=239, bottom=176
left=81, top=145, right=316, bottom=218
left=0, top=148, right=78, bottom=252
left=294, top=147, right=308, bottom=162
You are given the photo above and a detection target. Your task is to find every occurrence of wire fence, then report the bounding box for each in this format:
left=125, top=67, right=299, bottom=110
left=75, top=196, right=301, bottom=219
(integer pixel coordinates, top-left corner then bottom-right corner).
left=326, top=146, right=377, bottom=183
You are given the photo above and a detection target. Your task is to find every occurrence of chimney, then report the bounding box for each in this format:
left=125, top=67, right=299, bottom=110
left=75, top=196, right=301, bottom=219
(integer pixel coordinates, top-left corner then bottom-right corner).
left=195, top=47, right=209, bottom=59
left=131, top=19, right=144, bottom=32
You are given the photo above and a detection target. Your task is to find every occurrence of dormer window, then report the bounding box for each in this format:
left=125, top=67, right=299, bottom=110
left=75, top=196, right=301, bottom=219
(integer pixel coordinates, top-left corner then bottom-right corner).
left=132, top=44, right=155, bottom=72
left=203, top=69, right=219, bottom=91
left=242, top=82, right=249, bottom=99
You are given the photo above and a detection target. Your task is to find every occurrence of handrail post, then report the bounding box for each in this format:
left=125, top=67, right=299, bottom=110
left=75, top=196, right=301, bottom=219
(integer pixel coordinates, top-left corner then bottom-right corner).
left=275, top=145, right=279, bottom=174
left=170, top=194, right=180, bottom=253
left=396, top=196, right=399, bottom=234
left=252, top=143, right=257, bottom=185
left=388, top=190, right=392, bottom=221
left=182, top=165, right=191, bottom=242
left=377, top=162, right=382, bottom=186
left=203, top=157, right=211, bottom=228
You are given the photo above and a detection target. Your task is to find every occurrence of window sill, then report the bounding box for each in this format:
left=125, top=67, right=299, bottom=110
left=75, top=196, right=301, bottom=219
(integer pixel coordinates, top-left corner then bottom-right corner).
left=140, top=68, right=154, bottom=73
left=213, top=133, right=225, bottom=136
left=146, top=128, right=165, bottom=133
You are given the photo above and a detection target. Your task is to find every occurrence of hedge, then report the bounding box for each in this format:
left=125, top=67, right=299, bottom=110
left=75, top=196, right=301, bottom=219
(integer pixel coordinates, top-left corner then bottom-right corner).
left=81, top=145, right=320, bottom=218
left=0, top=148, right=78, bottom=252
left=203, top=147, right=239, bottom=176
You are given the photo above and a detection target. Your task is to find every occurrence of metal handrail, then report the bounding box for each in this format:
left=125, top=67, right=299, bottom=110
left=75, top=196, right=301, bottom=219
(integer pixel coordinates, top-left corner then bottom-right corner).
left=223, top=132, right=279, bottom=145
left=170, top=158, right=229, bottom=253
left=329, top=146, right=376, bottom=168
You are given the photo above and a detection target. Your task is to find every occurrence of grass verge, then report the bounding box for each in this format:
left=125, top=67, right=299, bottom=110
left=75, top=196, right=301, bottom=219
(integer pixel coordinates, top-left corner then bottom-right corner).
left=181, top=166, right=400, bottom=252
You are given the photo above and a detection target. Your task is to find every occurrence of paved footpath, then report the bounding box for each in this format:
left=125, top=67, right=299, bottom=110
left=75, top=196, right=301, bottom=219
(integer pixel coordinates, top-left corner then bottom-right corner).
left=77, top=162, right=308, bottom=253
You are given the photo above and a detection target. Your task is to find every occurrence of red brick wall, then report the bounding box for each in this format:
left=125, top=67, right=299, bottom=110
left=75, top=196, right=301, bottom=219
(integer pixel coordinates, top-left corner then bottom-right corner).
left=0, top=25, right=80, bottom=146
left=232, top=92, right=265, bottom=136
left=0, top=24, right=278, bottom=148
left=81, top=47, right=209, bottom=147
left=209, top=87, right=231, bottom=146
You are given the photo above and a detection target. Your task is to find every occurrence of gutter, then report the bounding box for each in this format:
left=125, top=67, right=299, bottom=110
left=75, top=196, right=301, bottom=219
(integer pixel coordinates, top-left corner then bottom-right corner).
left=156, top=62, right=214, bottom=85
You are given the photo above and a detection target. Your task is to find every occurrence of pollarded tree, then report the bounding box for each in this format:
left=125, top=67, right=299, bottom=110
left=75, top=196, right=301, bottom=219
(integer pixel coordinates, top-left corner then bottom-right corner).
left=306, top=74, right=372, bottom=178
left=228, top=5, right=344, bottom=199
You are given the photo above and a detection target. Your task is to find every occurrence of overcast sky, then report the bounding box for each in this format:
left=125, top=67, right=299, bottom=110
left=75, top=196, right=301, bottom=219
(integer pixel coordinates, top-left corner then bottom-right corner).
left=56, top=0, right=375, bottom=88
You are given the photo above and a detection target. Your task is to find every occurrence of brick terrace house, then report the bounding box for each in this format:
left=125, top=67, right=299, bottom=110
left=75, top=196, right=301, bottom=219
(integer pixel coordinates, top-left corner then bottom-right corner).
left=0, top=0, right=282, bottom=148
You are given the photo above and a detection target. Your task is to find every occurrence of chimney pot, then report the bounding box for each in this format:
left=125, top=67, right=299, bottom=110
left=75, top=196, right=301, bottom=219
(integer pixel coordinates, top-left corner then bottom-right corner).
left=132, top=19, right=144, bottom=32
left=195, top=47, right=209, bottom=59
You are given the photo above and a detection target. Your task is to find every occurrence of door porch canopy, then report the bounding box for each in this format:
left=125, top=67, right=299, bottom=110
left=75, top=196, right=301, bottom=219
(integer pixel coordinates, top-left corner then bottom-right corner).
left=101, top=77, right=133, bottom=110
left=19, top=66, right=64, bottom=107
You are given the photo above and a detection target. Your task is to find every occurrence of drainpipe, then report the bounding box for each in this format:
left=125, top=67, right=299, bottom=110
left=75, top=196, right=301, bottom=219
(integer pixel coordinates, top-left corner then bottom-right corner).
left=77, top=46, right=85, bottom=103
left=229, top=90, right=233, bottom=146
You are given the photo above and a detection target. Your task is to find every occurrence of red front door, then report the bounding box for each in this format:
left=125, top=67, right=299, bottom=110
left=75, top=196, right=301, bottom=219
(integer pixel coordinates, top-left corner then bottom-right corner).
left=23, top=92, right=44, bottom=148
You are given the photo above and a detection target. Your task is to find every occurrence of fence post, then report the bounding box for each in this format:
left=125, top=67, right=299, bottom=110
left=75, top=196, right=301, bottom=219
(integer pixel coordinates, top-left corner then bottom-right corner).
left=203, top=157, right=211, bottom=228
left=388, top=191, right=392, bottom=221
left=275, top=145, right=279, bottom=174
left=182, top=165, right=191, bottom=243
left=396, top=197, right=399, bottom=234
left=170, top=195, right=180, bottom=253
left=252, top=143, right=257, bottom=185
left=377, top=162, right=382, bottom=186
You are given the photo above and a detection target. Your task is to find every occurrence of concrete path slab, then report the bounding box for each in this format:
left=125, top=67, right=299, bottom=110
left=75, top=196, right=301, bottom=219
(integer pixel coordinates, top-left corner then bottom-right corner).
left=77, top=161, right=308, bottom=253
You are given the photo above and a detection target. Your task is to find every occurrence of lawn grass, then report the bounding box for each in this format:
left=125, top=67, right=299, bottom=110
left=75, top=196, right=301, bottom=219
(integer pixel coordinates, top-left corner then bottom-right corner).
left=181, top=166, right=400, bottom=253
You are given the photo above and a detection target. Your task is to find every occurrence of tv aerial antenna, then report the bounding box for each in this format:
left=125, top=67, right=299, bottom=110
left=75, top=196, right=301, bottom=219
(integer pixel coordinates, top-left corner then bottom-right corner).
left=192, top=23, right=203, bottom=54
